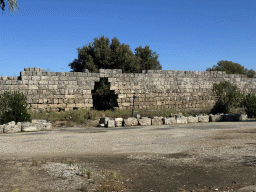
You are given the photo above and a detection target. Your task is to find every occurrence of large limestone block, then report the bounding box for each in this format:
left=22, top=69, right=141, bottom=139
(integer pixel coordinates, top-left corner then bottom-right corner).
left=187, top=116, right=199, bottom=123
left=115, top=118, right=123, bottom=127
left=42, top=123, right=52, bottom=131
left=209, top=115, right=223, bottom=122
left=152, top=117, right=163, bottom=125
left=124, top=117, right=138, bottom=126
left=239, top=114, right=247, bottom=121
left=107, top=120, right=115, bottom=128
left=21, top=122, right=38, bottom=132
left=198, top=116, right=209, bottom=123
left=176, top=117, right=188, bottom=124
left=138, top=117, right=151, bottom=126
left=4, top=122, right=21, bottom=133
left=163, top=117, right=176, bottom=124
left=0, top=125, right=4, bottom=134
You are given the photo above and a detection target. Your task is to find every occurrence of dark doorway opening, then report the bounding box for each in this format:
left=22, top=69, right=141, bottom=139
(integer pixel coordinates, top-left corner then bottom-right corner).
left=92, top=78, right=118, bottom=111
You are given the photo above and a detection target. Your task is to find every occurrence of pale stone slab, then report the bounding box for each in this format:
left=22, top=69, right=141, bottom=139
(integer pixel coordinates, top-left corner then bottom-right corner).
left=107, top=120, right=115, bottom=128
left=187, top=116, right=199, bottom=123
left=163, top=117, right=176, bottom=124
left=0, top=125, right=3, bottom=134
left=124, top=117, right=138, bottom=126
left=115, top=118, right=123, bottom=122
left=42, top=123, right=52, bottom=131
left=198, top=116, right=209, bottom=123
left=176, top=117, right=188, bottom=124
left=152, top=117, right=163, bottom=125
left=138, top=117, right=151, bottom=126
left=4, top=124, right=21, bottom=133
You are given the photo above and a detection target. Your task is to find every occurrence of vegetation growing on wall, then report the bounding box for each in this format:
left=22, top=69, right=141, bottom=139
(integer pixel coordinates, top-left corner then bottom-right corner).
left=0, top=91, right=31, bottom=124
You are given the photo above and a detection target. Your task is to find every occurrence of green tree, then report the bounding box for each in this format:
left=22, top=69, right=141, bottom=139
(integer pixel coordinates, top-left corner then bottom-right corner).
left=68, top=36, right=161, bottom=73
left=135, top=45, right=162, bottom=71
left=206, top=60, right=245, bottom=74
left=242, top=93, right=256, bottom=118
left=0, top=91, right=31, bottom=124
left=206, top=60, right=256, bottom=78
left=1, top=0, right=19, bottom=13
left=210, top=81, right=244, bottom=114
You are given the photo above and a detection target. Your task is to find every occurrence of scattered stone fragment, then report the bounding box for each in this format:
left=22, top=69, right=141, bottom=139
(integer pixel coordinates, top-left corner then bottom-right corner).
left=209, top=114, right=223, bottom=122
left=0, top=125, right=4, bottom=134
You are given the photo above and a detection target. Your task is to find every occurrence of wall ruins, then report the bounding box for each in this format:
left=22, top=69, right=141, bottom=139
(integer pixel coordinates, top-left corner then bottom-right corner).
left=0, top=67, right=255, bottom=112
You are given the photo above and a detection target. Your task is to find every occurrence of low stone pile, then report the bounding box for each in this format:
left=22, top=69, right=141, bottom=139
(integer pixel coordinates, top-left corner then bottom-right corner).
left=0, top=119, right=52, bottom=134
left=99, top=114, right=248, bottom=128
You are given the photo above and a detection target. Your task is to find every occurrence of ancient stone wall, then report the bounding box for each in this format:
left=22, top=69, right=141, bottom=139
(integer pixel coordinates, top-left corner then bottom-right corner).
left=0, top=67, right=255, bottom=112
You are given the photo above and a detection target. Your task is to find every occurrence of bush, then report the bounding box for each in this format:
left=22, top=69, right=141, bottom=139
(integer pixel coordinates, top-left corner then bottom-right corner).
left=210, top=81, right=244, bottom=114
left=0, top=91, right=31, bottom=124
left=242, top=93, right=256, bottom=118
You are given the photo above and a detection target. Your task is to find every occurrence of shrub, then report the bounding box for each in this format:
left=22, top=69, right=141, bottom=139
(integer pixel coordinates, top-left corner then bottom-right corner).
left=0, top=90, right=31, bottom=124
left=242, top=93, right=256, bottom=118
left=210, top=81, right=244, bottom=114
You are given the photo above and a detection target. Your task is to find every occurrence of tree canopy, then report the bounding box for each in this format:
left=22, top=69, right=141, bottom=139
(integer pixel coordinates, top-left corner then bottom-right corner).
left=206, top=60, right=256, bottom=78
left=1, top=0, right=19, bottom=13
left=68, top=36, right=162, bottom=73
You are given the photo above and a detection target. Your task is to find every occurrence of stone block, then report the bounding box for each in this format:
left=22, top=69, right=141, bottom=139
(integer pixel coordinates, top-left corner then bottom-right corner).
left=107, top=120, right=115, bottom=128
left=115, top=118, right=123, bottom=122
left=198, top=116, right=209, bottom=123
left=152, top=117, right=163, bottom=125
left=21, top=122, right=38, bottom=132
left=4, top=123, right=21, bottom=133
left=163, top=117, right=176, bottom=124
left=239, top=114, right=247, bottom=121
left=187, top=116, right=199, bottom=123
left=176, top=116, right=188, bottom=124
left=0, top=125, right=3, bottom=134
left=32, top=119, right=47, bottom=124
left=42, top=123, right=52, bottom=131
left=138, top=117, right=152, bottom=126
left=124, top=117, right=138, bottom=126
left=209, top=115, right=223, bottom=122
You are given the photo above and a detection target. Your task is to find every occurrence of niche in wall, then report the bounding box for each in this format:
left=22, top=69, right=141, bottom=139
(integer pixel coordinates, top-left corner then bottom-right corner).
left=92, top=78, right=118, bottom=110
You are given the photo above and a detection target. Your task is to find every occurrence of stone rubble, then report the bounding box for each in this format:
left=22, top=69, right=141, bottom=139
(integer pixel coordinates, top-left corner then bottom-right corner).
left=0, top=120, right=52, bottom=134
left=98, top=113, right=248, bottom=128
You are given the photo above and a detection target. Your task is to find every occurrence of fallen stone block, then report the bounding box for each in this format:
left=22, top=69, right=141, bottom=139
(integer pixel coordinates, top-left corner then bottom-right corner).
left=21, top=122, right=38, bottom=132
left=239, top=114, right=247, bottom=121
left=138, top=117, right=152, bottom=126
left=187, top=116, right=198, bottom=123
left=4, top=122, right=21, bottom=133
left=0, top=125, right=4, bottom=134
left=198, top=116, right=209, bottom=123
left=115, top=118, right=123, bottom=127
left=163, top=117, right=176, bottom=124
left=152, top=117, right=163, bottom=125
left=124, top=117, right=138, bottom=126
left=176, top=117, right=188, bottom=124
left=32, top=119, right=47, bottom=124
left=209, top=114, right=223, bottom=122
left=107, top=120, right=115, bottom=128
left=41, top=123, right=52, bottom=131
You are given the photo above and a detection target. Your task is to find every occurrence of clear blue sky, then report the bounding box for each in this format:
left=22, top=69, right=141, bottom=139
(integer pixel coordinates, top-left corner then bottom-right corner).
left=1, top=0, right=255, bottom=76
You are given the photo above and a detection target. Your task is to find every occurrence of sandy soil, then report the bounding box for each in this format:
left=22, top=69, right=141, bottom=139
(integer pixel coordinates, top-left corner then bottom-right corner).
left=0, top=120, right=256, bottom=191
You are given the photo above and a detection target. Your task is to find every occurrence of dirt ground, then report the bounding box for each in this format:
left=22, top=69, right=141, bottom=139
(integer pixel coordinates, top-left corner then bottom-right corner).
left=0, top=120, right=256, bottom=192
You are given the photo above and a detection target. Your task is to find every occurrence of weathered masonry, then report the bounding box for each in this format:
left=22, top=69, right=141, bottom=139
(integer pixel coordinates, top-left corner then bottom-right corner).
left=0, top=67, right=256, bottom=112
